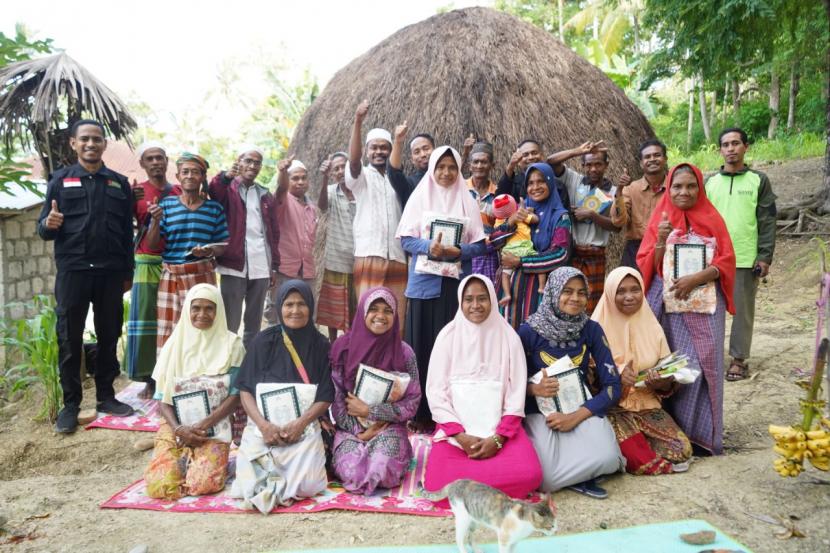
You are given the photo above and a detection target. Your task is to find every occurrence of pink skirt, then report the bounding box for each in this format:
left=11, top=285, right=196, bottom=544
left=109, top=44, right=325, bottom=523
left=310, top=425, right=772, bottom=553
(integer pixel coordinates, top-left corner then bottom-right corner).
left=424, top=426, right=542, bottom=503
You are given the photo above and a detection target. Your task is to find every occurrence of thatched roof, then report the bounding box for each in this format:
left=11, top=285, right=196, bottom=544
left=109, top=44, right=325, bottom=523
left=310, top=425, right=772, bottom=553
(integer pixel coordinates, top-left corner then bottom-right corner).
left=290, top=7, right=654, bottom=181
left=0, top=52, right=136, bottom=174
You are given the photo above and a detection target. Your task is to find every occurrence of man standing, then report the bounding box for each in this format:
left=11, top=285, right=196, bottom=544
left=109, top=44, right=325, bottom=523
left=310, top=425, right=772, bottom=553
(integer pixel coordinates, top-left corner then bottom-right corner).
left=127, top=142, right=181, bottom=399
left=38, top=119, right=136, bottom=433
left=346, top=100, right=408, bottom=328
left=495, top=139, right=571, bottom=210
left=547, top=141, right=620, bottom=313
left=210, top=146, right=280, bottom=348
left=611, top=139, right=668, bottom=269
left=264, top=158, right=319, bottom=323
left=466, top=141, right=501, bottom=286
left=316, top=152, right=357, bottom=341
left=706, top=128, right=777, bottom=381
left=146, top=153, right=229, bottom=350
left=387, top=131, right=434, bottom=208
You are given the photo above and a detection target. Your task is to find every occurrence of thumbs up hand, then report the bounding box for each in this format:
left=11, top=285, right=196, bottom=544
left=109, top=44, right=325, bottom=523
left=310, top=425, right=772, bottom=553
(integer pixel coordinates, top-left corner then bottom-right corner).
left=429, top=231, right=445, bottom=258
left=45, top=199, right=64, bottom=230
left=147, top=197, right=162, bottom=222
left=131, top=179, right=145, bottom=201
left=657, top=211, right=673, bottom=244
left=618, top=167, right=632, bottom=188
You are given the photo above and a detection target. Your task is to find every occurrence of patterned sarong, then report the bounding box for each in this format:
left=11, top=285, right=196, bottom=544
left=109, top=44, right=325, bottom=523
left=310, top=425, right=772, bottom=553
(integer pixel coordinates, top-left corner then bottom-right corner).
left=353, top=256, right=407, bottom=329
left=156, top=259, right=216, bottom=353
left=316, top=269, right=357, bottom=331
left=608, top=407, right=691, bottom=475
left=571, top=245, right=607, bottom=315
left=126, top=254, right=163, bottom=380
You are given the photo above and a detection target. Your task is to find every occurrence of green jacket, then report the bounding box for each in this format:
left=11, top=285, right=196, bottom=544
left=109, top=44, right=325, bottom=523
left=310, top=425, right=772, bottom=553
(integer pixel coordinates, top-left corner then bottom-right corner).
left=705, top=166, right=777, bottom=269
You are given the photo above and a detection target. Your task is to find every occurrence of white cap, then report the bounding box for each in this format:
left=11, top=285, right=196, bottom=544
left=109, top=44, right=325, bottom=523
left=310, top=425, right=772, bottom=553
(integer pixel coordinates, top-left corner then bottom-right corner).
left=287, top=160, right=307, bottom=173
left=366, top=128, right=392, bottom=145
left=237, top=144, right=264, bottom=158
left=137, top=140, right=166, bottom=158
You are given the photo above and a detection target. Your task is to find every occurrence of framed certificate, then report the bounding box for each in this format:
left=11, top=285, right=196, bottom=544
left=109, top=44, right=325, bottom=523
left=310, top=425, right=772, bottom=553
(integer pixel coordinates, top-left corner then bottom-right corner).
left=673, top=243, right=706, bottom=279
left=551, top=367, right=589, bottom=414
left=260, top=387, right=301, bottom=426
left=172, top=390, right=214, bottom=437
left=354, top=368, right=394, bottom=406
left=429, top=219, right=463, bottom=249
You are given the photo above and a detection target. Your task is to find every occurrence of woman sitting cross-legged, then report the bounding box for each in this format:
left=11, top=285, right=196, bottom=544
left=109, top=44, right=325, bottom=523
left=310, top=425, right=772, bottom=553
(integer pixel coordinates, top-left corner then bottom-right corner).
left=229, top=280, right=333, bottom=513
left=520, top=267, right=624, bottom=500
left=592, top=267, right=692, bottom=475
left=144, top=283, right=246, bottom=500
left=329, top=287, right=421, bottom=494
left=424, top=275, right=543, bottom=501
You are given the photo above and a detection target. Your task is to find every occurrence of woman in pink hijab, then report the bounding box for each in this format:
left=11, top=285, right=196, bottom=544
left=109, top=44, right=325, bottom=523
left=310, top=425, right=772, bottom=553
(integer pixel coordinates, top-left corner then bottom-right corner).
left=423, top=274, right=542, bottom=501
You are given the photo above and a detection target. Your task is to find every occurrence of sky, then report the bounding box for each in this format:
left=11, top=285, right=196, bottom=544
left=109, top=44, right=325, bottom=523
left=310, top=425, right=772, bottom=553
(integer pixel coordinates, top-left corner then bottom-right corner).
left=4, top=0, right=488, bottom=139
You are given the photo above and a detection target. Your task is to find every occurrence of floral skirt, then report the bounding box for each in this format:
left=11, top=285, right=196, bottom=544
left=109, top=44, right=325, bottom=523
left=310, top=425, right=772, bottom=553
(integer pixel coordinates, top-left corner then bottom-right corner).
left=607, top=407, right=691, bottom=475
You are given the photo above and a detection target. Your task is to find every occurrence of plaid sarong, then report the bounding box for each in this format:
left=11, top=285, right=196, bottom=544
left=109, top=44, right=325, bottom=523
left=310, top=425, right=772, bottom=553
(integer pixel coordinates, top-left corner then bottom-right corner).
left=316, top=269, right=356, bottom=331
left=353, top=256, right=407, bottom=330
left=126, top=254, right=163, bottom=380
left=571, top=245, right=607, bottom=315
left=156, top=259, right=217, bottom=353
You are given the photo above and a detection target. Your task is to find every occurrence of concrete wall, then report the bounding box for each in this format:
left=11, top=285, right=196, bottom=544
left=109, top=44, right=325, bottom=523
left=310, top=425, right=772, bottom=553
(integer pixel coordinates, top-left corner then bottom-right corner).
left=0, top=206, right=57, bottom=321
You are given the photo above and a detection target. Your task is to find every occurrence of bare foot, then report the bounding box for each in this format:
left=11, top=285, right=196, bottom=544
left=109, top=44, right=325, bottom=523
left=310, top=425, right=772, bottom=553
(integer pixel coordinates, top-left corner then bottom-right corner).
left=137, top=382, right=155, bottom=400
left=498, top=295, right=512, bottom=306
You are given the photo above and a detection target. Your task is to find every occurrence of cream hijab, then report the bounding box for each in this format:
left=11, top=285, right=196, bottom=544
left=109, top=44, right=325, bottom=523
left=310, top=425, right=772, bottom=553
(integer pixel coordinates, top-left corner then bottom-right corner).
left=591, top=267, right=670, bottom=411
left=152, top=283, right=246, bottom=404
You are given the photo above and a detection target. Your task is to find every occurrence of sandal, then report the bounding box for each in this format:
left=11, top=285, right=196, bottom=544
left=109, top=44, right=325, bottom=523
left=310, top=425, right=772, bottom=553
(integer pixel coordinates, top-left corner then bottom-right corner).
left=726, top=359, right=749, bottom=381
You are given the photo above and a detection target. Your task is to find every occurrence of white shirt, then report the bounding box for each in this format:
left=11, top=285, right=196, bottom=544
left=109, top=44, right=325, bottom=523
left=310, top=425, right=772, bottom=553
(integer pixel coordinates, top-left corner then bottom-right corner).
left=345, top=164, right=406, bottom=263
left=561, top=167, right=616, bottom=248
left=217, top=185, right=271, bottom=279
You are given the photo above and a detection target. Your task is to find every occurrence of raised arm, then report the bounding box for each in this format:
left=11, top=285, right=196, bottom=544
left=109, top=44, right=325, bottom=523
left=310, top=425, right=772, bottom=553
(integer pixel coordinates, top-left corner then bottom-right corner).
left=389, top=120, right=407, bottom=170
left=348, top=100, right=369, bottom=179
left=317, top=157, right=331, bottom=212
left=546, top=141, right=606, bottom=176
left=275, top=156, right=294, bottom=203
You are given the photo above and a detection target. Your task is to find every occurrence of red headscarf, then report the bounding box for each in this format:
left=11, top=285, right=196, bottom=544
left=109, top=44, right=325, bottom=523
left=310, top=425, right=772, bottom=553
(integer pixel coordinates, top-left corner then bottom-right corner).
left=636, top=163, right=736, bottom=314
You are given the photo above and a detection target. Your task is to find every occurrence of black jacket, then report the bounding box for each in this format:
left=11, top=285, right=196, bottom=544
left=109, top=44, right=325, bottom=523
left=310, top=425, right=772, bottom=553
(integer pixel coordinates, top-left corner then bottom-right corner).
left=37, top=163, right=134, bottom=275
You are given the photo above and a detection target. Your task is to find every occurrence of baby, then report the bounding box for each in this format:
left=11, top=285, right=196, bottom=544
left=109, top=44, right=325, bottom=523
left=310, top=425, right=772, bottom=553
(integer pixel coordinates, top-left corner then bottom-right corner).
left=492, top=194, right=547, bottom=305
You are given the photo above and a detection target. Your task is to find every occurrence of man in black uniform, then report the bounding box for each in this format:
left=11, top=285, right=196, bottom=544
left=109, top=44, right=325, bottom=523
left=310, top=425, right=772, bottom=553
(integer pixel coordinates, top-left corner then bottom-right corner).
left=38, top=119, right=136, bottom=433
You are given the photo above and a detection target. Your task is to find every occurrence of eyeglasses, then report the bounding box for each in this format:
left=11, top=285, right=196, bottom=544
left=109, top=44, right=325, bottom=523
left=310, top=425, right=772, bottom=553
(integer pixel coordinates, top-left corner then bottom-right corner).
left=241, top=158, right=262, bottom=167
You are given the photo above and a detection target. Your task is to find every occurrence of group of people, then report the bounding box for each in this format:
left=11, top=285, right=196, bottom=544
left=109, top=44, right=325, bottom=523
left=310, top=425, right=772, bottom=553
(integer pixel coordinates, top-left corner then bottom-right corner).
left=37, top=109, right=775, bottom=508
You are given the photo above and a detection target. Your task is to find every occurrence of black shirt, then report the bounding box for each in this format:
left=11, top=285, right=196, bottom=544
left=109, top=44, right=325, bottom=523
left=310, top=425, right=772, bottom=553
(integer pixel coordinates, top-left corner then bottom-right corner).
left=37, top=163, right=134, bottom=274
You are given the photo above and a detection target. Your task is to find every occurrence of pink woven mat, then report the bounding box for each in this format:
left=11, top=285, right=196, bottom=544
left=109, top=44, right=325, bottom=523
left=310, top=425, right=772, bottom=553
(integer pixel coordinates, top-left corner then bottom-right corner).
left=86, top=382, right=160, bottom=432
left=101, top=434, right=449, bottom=517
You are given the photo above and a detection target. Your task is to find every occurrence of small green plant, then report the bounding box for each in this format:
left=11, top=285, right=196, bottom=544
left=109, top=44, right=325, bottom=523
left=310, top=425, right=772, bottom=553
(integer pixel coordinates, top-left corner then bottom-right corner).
left=1, top=295, right=61, bottom=422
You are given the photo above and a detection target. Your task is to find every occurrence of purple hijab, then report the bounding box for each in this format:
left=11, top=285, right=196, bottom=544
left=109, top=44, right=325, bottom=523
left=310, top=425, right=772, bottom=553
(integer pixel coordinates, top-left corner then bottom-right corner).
left=329, top=287, right=408, bottom=385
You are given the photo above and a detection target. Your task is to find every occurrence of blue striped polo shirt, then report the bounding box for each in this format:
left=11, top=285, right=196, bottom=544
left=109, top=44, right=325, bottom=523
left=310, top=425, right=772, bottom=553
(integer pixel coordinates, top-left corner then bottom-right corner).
left=159, top=197, right=229, bottom=264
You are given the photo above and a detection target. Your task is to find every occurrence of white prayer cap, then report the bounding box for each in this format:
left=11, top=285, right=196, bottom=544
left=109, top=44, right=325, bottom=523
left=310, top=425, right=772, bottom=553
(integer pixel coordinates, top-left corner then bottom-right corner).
left=137, top=140, right=166, bottom=158
left=237, top=143, right=265, bottom=158
left=365, top=128, right=392, bottom=145
left=287, top=160, right=307, bottom=173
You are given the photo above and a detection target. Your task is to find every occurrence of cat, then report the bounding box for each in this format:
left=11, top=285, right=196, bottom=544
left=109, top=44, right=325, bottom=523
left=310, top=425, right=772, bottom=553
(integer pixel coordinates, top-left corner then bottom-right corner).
left=422, top=479, right=557, bottom=553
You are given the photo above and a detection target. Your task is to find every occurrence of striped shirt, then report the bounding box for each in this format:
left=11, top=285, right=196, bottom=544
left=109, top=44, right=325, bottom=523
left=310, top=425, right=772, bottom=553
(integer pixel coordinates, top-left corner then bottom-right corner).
left=159, top=197, right=229, bottom=265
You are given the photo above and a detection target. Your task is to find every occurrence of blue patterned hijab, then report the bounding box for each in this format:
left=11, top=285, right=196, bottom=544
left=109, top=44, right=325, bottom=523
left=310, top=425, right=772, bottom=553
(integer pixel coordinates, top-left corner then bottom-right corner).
left=523, top=163, right=568, bottom=251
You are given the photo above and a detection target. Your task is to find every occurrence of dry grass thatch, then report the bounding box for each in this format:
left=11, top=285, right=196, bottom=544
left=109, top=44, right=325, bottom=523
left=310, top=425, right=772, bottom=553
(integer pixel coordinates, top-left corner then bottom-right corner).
left=0, top=52, right=136, bottom=174
left=290, top=7, right=654, bottom=182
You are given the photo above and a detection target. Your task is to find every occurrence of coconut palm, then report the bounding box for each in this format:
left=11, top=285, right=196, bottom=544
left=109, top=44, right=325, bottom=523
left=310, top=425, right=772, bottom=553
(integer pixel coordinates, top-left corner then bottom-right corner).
left=0, top=51, right=136, bottom=177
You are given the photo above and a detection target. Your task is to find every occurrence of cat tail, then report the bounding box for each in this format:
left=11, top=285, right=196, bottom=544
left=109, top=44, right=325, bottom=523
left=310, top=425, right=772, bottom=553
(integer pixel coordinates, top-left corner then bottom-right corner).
left=418, top=484, right=450, bottom=503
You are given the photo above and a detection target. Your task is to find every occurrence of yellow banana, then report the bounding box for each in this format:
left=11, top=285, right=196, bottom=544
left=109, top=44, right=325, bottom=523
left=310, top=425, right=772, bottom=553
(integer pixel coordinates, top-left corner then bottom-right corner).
left=806, top=429, right=827, bottom=440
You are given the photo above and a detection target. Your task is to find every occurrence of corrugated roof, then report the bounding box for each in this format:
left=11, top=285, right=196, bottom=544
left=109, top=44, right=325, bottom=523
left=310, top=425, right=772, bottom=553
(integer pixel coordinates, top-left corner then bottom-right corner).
left=0, top=181, right=48, bottom=212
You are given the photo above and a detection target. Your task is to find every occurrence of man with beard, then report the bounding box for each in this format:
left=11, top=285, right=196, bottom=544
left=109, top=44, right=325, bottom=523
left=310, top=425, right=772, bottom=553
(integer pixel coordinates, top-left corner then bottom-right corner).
left=38, top=119, right=136, bottom=433
left=127, top=142, right=181, bottom=399
left=611, top=139, right=668, bottom=269
left=210, top=145, right=280, bottom=348
left=146, top=153, right=229, bottom=351
left=316, top=152, right=356, bottom=341
left=547, top=140, right=620, bottom=313
left=496, top=139, right=571, bottom=210
left=705, top=127, right=777, bottom=382
left=346, top=100, right=408, bottom=328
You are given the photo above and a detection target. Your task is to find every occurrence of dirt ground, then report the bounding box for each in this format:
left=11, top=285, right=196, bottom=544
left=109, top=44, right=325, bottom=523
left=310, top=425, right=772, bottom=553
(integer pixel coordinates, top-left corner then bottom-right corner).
left=1, top=158, right=829, bottom=553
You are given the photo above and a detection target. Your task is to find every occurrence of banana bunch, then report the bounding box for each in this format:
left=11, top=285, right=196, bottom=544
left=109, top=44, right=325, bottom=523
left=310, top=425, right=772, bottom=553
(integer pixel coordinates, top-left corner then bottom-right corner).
left=769, top=418, right=830, bottom=476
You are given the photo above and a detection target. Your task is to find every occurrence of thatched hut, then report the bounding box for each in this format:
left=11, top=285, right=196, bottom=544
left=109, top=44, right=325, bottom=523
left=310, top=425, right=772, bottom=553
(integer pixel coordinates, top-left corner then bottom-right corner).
left=291, top=7, right=654, bottom=182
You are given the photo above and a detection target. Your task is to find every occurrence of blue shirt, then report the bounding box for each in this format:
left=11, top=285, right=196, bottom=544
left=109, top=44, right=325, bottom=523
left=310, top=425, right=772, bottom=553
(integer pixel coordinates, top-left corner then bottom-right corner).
left=159, top=197, right=229, bottom=264
left=400, top=237, right=487, bottom=299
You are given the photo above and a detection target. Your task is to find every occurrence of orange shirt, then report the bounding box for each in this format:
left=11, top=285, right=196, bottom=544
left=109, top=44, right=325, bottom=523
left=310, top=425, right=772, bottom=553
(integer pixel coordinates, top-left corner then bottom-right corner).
left=611, top=176, right=665, bottom=241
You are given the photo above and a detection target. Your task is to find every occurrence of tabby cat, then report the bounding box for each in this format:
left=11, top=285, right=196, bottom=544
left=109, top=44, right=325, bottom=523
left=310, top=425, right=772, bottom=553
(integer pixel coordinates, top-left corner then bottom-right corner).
left=423, top=479, right=557, bottom=553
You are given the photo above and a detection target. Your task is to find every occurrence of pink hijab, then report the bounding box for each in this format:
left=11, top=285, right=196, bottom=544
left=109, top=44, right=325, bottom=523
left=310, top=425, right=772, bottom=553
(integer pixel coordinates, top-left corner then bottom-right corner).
left=426, top=274, right=527, bottom=425
left=395, top=146, right=486, bottom=244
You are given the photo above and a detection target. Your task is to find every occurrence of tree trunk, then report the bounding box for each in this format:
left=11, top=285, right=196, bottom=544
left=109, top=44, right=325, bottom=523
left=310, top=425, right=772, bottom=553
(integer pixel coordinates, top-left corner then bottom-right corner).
left=787, top=61, right=800, bottom=131
left=732, top=79, right=741, bottom=123
left=687, top=87, right=696, bottom=149
left=722, top=80, right=730, bottom=126
left=698, top=77, right=712, bottom=142
left=710, top=88, right=718, bottom=129
left=822, top=0, right=830, bottom=214
left=768, top=69, right=780, bottom=139
left=558, top=0, right=564, bottom=41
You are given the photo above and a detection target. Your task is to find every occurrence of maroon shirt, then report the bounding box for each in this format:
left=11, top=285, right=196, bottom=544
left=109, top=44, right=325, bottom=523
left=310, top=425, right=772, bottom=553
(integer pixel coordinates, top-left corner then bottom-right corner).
left=134, top=181, right=181, bottom=255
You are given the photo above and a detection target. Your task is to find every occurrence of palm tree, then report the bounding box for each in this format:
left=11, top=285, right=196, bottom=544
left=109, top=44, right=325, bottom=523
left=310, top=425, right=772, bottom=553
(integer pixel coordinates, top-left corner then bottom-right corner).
left=565, top=0, right=644, bottom=58
left=0, top=52, right=136, bottom=178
